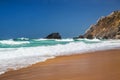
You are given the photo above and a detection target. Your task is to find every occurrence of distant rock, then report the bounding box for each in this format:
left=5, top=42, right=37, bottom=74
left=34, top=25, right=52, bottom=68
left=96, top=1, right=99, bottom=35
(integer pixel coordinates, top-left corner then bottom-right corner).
left=73, top=35, right=84, bottom=39
left=78, top=35, right=84, bottom=38
left=86, top=34, right=93, bottom=39
left=103, top=36, right=108, bottom=39
left=45, top=32, right=61, bottom=39
left=84, top=10, right=120, bottom=39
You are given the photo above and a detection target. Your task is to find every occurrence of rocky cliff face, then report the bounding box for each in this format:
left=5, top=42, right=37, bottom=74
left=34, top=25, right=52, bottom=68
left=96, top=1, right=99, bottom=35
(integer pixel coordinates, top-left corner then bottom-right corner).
left=84, top=11, right=120, bottom=39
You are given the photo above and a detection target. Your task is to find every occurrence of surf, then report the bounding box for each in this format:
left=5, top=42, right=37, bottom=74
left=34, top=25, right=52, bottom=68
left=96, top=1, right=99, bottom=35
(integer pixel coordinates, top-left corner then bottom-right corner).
left=0, top=38, right=120, bottom=75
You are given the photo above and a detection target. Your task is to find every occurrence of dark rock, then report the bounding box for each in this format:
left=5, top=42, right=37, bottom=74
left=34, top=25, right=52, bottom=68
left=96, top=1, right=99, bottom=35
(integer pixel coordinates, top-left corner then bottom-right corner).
left=78, top=35, right=84, bottom=38
left=86, top=34, right=93, bottom=39
left=46, top=32, right=61, bottom=39
left=73, top=35, right=84, bottom=39
left=103, top=36, right=108, bottom=39
left=118, top=26, right=120, bottom=32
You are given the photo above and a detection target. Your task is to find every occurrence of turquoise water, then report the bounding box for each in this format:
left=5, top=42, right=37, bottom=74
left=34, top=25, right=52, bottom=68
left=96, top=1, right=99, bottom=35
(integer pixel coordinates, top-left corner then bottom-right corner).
left=0, top=38, right=101, bottom=48
left=0, top=38, right=120, bottom=75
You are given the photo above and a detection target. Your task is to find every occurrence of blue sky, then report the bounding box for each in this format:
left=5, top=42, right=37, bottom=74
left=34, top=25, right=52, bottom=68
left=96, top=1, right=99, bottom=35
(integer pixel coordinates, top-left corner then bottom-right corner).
left=0, top=0, right=120, bottom=39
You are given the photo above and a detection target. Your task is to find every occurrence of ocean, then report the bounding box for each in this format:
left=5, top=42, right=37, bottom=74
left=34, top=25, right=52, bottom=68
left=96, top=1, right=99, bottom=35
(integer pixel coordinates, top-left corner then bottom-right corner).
left=0, top=38, right=120, bottom=75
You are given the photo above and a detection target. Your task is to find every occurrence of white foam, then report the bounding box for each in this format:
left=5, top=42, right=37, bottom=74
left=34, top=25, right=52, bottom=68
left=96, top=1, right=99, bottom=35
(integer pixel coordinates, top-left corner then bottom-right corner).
left=0, top=40, right=30, bottom=45
left=0, top=40, right=120, bottom=75
left=55, top=39, right=74, bottom=42
left=33, top=38, right=48, bottom=41
left=17, top=37, right=29, bottom=41
left=84, top=38, right=101, bottom=42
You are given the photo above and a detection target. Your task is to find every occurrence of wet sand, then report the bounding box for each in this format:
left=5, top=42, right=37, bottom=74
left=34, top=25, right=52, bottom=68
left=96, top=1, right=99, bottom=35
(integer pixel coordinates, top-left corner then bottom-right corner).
left=0, top=49, right=120, bottom=80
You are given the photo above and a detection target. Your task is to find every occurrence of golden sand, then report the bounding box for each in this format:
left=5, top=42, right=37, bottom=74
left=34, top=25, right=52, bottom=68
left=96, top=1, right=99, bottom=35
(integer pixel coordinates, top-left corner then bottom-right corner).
left=0, top=49, right=120, bottom=80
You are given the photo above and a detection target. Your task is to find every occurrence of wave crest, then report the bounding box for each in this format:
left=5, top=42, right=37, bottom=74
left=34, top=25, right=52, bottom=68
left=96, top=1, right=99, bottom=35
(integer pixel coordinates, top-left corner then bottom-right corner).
left=0, top=40, right=30, bottom=45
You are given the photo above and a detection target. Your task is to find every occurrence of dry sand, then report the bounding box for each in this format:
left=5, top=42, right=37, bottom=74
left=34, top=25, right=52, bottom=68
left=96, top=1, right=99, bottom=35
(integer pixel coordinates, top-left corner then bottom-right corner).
left=0, top=49, right=120, bottom=80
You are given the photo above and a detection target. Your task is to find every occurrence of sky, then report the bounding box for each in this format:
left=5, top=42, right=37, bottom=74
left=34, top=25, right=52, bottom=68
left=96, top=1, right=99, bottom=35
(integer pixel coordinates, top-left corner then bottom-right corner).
left=0, top=0, right=120, bottom=39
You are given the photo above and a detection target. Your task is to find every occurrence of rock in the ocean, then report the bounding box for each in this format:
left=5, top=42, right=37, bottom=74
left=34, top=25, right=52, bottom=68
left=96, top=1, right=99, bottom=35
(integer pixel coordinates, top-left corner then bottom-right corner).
left=46, top=32, right=61, bottom=39
left=79, top=35, right=84, bottom=38
left=103, top=36, right=108, bottom=39
left=73, top=35, right=84, bottom=39
left=84, top=10, right=120, bottom=39
left=86, top=34, right=93, bottom=39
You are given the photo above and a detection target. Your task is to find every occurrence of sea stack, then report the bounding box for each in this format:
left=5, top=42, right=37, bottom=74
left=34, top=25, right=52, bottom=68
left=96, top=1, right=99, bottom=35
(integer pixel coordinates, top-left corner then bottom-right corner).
left=45, top=32, right=62, bottom=39
left=84, top=10, right=120, bottom=39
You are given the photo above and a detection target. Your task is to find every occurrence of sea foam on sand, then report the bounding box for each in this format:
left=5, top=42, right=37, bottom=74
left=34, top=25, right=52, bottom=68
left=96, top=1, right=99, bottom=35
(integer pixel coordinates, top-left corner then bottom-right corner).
left=0, top=39, right=120, bottom=75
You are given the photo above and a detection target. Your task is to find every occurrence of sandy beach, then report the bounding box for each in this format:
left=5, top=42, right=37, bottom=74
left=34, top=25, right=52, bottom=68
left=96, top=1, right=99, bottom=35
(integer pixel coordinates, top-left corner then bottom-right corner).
left=0, top=49, right=120, bottom=80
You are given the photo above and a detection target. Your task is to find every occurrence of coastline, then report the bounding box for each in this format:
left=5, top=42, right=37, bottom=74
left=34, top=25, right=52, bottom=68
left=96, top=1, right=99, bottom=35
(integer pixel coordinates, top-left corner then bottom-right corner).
left=0, top=49, right=120, bottom=80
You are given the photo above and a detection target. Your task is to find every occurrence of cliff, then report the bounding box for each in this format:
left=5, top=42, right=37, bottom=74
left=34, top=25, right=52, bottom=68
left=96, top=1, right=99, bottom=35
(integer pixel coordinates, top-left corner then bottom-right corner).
left=84, top=11, right=120, bottom=39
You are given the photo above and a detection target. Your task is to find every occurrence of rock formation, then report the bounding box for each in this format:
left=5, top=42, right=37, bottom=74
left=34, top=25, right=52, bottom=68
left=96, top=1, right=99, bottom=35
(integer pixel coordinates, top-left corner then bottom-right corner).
left=45, top=32, right=61, bottom=39
left=84, top=10, right=120, bottom=39
left=73, top=35, right=84, bottom=39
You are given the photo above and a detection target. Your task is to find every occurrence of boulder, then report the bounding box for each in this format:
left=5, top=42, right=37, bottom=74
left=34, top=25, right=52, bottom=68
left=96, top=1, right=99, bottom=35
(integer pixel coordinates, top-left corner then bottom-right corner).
left=103, top=36, right=108, bottom=39
left=78, top=35, right=84, bottom=38
left=45, top=33, right=61, bottom=39
left=86, top=34, right=94, bottom=39
left=73, top=35, right=84, bottom=39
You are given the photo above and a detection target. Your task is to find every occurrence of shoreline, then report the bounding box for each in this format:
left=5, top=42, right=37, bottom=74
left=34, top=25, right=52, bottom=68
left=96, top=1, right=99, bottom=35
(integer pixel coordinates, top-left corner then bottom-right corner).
left=0, top=49, right=120, bottom=80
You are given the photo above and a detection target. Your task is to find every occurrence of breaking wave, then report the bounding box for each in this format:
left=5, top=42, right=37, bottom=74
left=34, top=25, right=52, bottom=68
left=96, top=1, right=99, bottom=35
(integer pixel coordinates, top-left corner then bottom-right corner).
left=0, top=39, right=120, bottom=75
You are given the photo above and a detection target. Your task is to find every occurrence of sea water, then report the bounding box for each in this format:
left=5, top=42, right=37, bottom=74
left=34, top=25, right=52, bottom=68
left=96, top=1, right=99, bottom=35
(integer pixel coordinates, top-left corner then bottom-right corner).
left=0, top=38, right=120, bottom=75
